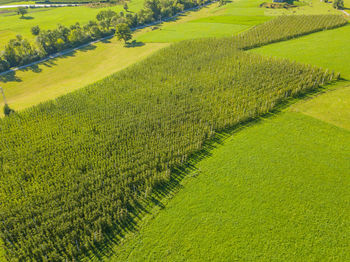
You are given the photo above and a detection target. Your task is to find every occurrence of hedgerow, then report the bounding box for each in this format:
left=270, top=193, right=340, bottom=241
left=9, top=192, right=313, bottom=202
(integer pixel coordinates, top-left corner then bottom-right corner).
left=0, top=16, right=342, bottom=260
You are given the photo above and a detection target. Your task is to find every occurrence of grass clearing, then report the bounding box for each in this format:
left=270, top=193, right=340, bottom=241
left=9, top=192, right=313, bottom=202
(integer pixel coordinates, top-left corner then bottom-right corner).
left=251, top=24, right=350, bottom=79
left=0, top=0, right=144, bottom=48
left=111, top=111, right=350, bottom=261
left=265, top=0, right=340, bottom=15
left=190, top=15, right=271, bottom=25
left=0, top=40, right=168, bottom=113
left=291, top=82, right=350, bottom=130
left=136, top=0, right=271, bottom=43
left=137, top=22, right=249, bottom=42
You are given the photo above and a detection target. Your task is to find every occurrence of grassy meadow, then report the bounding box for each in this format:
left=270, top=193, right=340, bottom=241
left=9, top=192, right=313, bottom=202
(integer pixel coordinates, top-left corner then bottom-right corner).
left=0, top=40, right=167, bottom=114
left=0, top=0, right=144, bottom=48
left=251, top=24, right=350, bottom=79
left=106, top=11, right=350, bottom=262
left=291, top=82, right=350, bottom=130
left=0, top=0, right=267, bottom=113
left=1, top=14, right=344, bottom=259
left=111, top=111, right=350, bottom=261
left=135, top=0, right=342, bottom=43
left=0, top=0, right=349, bottom=258
left=136, top=0, right=271, bottom=42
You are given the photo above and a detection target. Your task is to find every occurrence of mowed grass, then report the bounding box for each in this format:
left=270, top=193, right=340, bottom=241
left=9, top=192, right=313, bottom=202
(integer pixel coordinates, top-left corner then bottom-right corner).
left=0, top=40, right=168, bottom=114
left=135, top=0, right=340, bottom=43
left=0, top=0, right=144, bottom=48
left=191, top=14, right=271, bottom=24
left=345, top=0, right=350, bottom=9
left=111, top=111, right=350, bottom=261
left=251, top=24, right=350, bottom=79
left=136, top=0, right=271, bottom=42
left=137, top=22, right=249, bottom=42
left=265, top=0, right=341, bottom=16
left=291, top=82, right=350, bottom=130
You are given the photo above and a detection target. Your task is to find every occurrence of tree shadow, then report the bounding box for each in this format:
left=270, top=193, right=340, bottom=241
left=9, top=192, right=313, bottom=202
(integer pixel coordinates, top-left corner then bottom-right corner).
left=0, top=71, right=22, bottom=83
left=125, top=40, right=145, bottom=48
left=101, top=38, right=112, bottom=44
left=21, top=64, right=42, bottom=73
left=20, top=16, right=34, bottom=20
left=79, top=44, right=97, bottom=52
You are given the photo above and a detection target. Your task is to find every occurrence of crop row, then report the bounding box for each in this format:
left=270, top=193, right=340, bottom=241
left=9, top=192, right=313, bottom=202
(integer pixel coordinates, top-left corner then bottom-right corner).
left=0, top=16, right=343, bottom=261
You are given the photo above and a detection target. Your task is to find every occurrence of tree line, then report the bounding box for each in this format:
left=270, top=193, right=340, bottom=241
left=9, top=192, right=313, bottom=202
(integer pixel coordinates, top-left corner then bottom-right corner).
left=0, top=0, right=213, bottom=73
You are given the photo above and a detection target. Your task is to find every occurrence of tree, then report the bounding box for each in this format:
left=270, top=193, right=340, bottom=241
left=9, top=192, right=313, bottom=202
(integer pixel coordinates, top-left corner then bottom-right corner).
left=333, top=0, right=344, bottom=9
left=3, top=104, right=15, bottom=116
left=144, top=0, right=161, bottom=20
left=31, top=26, right=41, bottom=36
left=123, top=2, right=129, bottom=12
left=219, top=0, right=227, bottom=6
left=17, top=7, right=28, bottom=18
left=96, top=10, right=117, bottom=30
left=115, top=23, right=132, bottom=44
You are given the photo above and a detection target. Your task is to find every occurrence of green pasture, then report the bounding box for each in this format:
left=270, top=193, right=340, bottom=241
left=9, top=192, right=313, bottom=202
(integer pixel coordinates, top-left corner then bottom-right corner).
left=0, top=39, right=167, bottom=114
left=109, top=7, right=350, bottom=261
left=111, top=111, right=350, bottom=261
left=135, top=0, right=340, bottom=43
left=265, top=0, right=340, bottom=15
left=251, top=24, right=350, bottom=79
left=191, top=14, right=271, bottom=25
left=291, top=82, right=350, bottom=130
left=136, top=0, right=271, bottom=43
left=137, top=22, right=249, bottom=42
left=0, top=0, right=144, bottom=48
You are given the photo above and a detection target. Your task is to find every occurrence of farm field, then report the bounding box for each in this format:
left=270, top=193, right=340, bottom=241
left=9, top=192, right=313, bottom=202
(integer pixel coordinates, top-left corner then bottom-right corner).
left=251, top=24, right=350, bottom=79
left=265, top=0, right=340, bottom=16
left=0, top=0, right=269, bottom=113
left=107, top=13, right=350, bottom=262
left=291, top=82, right=350, bottom=130
left=0, top=40, right=167, bottom=114
left=1, top=15, right=346, bottom=260
left=135, top=0, right=343, bottom=43
left=136, top=0, right=270, bottom=42
left=111, top=110, right=350, bottom=261
left=0, top=0, right=349, bottom=259
left=0, top=0, right=144, bottom=48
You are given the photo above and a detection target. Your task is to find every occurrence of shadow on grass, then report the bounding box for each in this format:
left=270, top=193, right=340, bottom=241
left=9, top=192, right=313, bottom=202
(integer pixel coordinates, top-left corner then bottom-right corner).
left=0, top=71, right=22, bottom=83
left=0, top=45, right=97, bottom=83
left=20, top=16, right=34, bottom=20
left=80, top=78, right=349, bottom=261
left=125, top=40, right=145, bottom=48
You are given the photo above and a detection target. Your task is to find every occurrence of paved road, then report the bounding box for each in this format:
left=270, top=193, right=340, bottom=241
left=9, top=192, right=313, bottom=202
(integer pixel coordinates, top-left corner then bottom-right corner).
left=0, top=4, right=79, bottom=8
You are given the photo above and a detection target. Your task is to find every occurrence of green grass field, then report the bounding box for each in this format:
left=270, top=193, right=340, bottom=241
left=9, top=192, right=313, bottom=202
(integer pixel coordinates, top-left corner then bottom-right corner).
left=0, top=0, right=269, bottom=113
left=137, top=22, right=250, bottom=42
left=111, top=111, right=350, bottom=261
left=0, top=39, right=167, bottom=114
left=291, top=82, right=350, bottom=130
left=0, top=0, right=349, bottom=258
left=136, top=0, right=272, bottom=42
left=251, top=24, right=350, bottom=79
left=265, top=0, right=341, bottom=15
left=0, top=0, right=144, bottom=48
left=105, top=7, right=350, bottom=261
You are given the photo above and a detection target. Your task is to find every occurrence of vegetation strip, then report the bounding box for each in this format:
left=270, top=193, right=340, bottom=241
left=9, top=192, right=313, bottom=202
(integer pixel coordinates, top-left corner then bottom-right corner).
left=0, top=14, right=344, bottom=260
left=0, top=0, right=217, bottom=74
